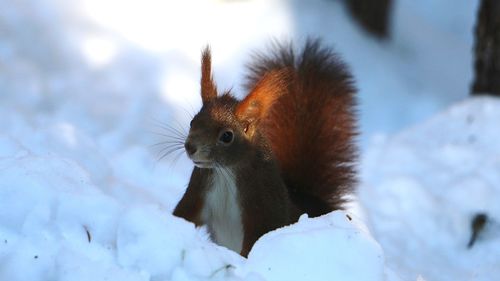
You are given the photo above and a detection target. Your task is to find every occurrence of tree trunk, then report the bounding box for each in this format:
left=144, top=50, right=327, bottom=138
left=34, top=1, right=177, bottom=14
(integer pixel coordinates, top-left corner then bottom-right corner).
left=345, top=0, right=393, bottom=39
left=471, top=0, right=500, bottom=96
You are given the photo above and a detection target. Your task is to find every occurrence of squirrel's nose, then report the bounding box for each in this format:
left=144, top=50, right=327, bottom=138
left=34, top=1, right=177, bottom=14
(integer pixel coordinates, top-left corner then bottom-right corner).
left=184, top=141, right=197, bottom=156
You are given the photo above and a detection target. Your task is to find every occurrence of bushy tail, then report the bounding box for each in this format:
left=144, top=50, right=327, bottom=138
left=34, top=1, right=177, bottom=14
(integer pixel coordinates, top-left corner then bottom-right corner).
left=245, top=39, right=358, bottom=217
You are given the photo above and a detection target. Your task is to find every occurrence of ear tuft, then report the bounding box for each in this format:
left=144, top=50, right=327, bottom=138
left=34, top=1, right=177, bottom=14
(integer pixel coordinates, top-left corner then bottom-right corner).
left=201, top=46, right=218, bottom=104
left=235, top=68, right=292, bottom=133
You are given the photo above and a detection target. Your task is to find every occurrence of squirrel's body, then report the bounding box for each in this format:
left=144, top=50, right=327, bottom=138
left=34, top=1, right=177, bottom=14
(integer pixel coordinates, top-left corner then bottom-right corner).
left=173, top=39, right=357, bottom=257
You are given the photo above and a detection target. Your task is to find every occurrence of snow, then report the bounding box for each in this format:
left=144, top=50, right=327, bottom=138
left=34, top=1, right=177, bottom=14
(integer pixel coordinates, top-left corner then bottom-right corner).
left=244, top=213, right=387, bottom=281
left=1, top=0, right=497, bottom=280
left=360, top=97, right=500, bottom=281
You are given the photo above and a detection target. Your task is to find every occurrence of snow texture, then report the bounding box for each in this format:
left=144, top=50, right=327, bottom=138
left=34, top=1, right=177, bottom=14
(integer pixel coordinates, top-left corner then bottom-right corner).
left=1, top=0, right=497, bottom=280
left=361, top=97, right=500, bottom=281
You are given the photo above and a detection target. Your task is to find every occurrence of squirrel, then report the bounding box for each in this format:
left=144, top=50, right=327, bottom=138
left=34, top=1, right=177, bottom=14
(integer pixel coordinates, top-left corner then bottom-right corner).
left=173, top=39, right=357, bottom=257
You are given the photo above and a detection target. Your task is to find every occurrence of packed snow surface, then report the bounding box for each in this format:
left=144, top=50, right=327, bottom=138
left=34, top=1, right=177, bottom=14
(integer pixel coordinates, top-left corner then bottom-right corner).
left=1, top=0, right=498, bottom=280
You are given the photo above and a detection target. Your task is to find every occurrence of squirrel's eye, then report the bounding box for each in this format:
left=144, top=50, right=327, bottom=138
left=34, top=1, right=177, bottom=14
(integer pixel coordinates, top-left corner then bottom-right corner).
left=219, top=130, right=234, bottom=144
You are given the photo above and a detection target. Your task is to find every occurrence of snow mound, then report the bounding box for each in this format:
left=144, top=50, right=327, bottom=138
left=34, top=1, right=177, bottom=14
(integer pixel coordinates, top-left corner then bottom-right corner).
left=360, top=97, right=500, bottom=281
left=0, top=141, right=395, bottom=280
left=244, top=212, right=387, bottom=281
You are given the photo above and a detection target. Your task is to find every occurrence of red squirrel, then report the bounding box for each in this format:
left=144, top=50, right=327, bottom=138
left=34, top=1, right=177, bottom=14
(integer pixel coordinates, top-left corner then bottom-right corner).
left=173, top=39, right=357, bottom=257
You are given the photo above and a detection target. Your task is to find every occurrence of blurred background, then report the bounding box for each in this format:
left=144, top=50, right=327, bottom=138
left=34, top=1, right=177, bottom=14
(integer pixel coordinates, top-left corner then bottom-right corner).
left=0, top=0, right=479, bottom=150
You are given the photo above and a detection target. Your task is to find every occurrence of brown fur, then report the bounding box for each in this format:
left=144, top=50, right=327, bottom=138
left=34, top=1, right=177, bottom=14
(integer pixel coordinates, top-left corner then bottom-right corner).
left=235, top=69, right=292, bottom=137
left=246, top=39, right=358, bottom=216
left=201, top=46, right=218, bottom=104
left=173, top=39, right=357, bottom=256
left=173, top=168, right=210, bottom=226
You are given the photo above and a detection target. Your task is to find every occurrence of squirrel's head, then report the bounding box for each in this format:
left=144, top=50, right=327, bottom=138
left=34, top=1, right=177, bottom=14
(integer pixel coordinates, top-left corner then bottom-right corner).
left=184, top=46, right=289, bottom=169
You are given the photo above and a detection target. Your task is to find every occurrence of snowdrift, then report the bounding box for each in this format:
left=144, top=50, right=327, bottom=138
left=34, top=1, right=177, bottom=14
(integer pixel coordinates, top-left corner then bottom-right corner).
left=361, top=97, right=500, bottom=281
left=0, top=129, right=394, bottom=280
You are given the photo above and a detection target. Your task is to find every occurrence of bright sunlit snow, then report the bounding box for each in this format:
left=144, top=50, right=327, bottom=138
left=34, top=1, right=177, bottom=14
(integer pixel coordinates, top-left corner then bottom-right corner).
left=1, top=0, right=498, bottom=280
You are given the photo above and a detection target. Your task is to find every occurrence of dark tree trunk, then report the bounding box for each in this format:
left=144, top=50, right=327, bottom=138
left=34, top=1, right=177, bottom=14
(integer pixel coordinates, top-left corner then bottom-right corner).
left=345, top=0, right=393, bottom=39
left=471, top=0, right=500, bottom=96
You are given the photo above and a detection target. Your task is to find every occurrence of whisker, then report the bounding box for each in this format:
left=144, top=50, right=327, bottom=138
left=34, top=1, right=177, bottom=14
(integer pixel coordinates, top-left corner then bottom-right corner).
left=149, top=118, right=187, bottom=139
left=171, top=150, right=185, bottom=167
left=149, top=131, right=186, bottom=140
left=214, top=163, right=236, bottom=210
left=156, top=144, right=184, bottom=156
left=149, top=126, right=186, bottom=139
left=198, top=146, right=212, bottom=154
left=179, top=105, right=195, bottom=120
left=149, top=129, right=186, bottom=138
left=149, top=139, right=184, bottom=146
left=172, top=119, right=188, bottom=136
left=157, top=146, right=184, bottom=162
left=148, top=115, right=191, bottom=174
left=221, top=164, right=236, bottom=198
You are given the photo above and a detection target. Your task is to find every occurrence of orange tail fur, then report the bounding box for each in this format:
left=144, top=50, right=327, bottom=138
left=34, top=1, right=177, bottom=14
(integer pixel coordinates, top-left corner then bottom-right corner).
left=245, top=39, right=358, bottom=216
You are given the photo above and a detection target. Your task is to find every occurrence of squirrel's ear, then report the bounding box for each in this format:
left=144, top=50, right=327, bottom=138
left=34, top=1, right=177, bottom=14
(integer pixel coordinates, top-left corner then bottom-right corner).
left=235, top=69, right=291, bottom=135
left=201, top=46, right=218, bottom=104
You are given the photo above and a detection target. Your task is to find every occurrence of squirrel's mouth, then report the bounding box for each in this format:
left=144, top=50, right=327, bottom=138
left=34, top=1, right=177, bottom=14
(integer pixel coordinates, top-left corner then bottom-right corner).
left=193, top=160, right=214, bottom=169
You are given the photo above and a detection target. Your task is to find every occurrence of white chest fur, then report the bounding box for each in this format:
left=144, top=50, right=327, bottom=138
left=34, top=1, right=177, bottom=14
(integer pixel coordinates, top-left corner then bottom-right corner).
left=201, top=168, right=244, bottom=253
